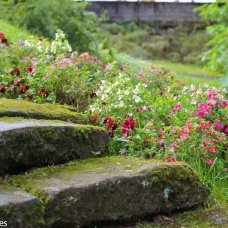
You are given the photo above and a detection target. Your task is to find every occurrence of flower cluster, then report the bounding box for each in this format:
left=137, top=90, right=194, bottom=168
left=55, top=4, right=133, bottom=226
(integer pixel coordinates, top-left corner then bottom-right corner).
left=90, top=67, right=227, bottom=175
left=0, top=31, right=105, bottom=105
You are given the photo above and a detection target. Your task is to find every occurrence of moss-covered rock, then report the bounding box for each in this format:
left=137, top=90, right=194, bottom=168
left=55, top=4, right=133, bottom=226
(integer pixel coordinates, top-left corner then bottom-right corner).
left=0, top=184, right=41, bottom=228
left=0, top=118, right=109, bottom=174
left=7, top=156, right=209, bottom=227
left=0, top=98, right=87, bottom=123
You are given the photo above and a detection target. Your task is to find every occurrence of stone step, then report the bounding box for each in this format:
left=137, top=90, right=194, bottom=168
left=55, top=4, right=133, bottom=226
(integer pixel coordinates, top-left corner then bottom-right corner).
left=6, top=156, right=209, bottom=227
left=0, top=117, right=109, bottom=174
left=0, top=98, right=87, bottom=124
left=0, top=185, right=41, bottom=228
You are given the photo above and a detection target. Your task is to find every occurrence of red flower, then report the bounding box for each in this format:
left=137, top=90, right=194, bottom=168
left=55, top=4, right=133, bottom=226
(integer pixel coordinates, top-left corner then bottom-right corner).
left=129, top=118, right=135, bottom=130
left=14, top=78, right=25, bottom=88
left=0, top=32, right=8, bottom=45
left=91, top=116, right=99, bottom=123
left=121, top=127, right=129, bottom=138
left=112, top=122, right=119, bottom=130
left=121, top=118, right=135, bottom=137
left=24, top=85, right=30, bottom=91
left=108, top=131, right=115, bottom=138
left=26, top=66, right=33, bottom=74
left=0, top=85, right=6, bottom=93
left=89, top=92, right=97, bottom=99
left=27, top=94, right=33, bottom=100
left=11, top=67, right=20, bottom=76
left=39, top=88, right=49, bottom=98
left=19, top=85, right=30, bottom=95
left=103, top=117, right=112, bottom=124
left=165, top=157, right=176, bottom=163
left=19, top=88, right=26, bottom=95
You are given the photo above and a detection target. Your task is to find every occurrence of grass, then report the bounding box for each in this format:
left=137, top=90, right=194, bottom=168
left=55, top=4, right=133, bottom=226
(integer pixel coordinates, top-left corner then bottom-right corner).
left=117, top=53, right=222, bottom=87
left=0, top=19, right=34, bottom=42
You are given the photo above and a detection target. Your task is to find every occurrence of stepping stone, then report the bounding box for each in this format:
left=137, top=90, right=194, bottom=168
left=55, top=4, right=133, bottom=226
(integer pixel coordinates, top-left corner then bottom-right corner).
left=0, top=117, right=109, bottom=174
left=0, top=185, right=41, bottom=228
left=0, top=98, right=87, bottom=123
left=7, top=156, right=209, bottom=227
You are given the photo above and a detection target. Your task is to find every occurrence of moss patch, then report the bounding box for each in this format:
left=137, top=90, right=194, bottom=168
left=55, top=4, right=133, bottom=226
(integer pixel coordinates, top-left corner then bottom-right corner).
left=0, top=122, right=109, bottom=174
left=6, top=156, right=194, bottom=202
left=0, top=98, right=88, bottom=123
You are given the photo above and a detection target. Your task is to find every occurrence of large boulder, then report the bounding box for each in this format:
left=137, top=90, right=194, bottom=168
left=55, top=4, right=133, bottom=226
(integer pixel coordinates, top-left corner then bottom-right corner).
left=0, top=185, right=41, bottom=228
left=7, top=156, right=209, bottom=227
left=0, top=117, right=109, bottom=174
left=0, top=98, right=87, bottom=124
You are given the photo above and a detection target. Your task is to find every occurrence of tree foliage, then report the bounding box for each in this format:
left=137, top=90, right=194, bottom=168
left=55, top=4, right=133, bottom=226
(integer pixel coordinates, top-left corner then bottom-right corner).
left=198, top=2, right=228, bottom=83
left=0, top=0, right=101, bottom=55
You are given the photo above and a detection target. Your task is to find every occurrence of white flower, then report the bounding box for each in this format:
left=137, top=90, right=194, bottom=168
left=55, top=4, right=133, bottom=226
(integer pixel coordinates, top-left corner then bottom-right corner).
left=117, top=89, right=121, bottom=95
left=190, top=84, right=195, bottom=91
left=196, top=88, right=202, bottom=94
left=101, top=94, right=105, bottom=101
left=51, top=41, right=57, bottom=54
left=134, top=95, right=142, bottom=103
left=124, top=90, right=130, bottom=95
left=24, top=40, right=32, bottom=47
left=119, top=101, right=124, bottom=107
left=182, top=86, right=187, bottom=92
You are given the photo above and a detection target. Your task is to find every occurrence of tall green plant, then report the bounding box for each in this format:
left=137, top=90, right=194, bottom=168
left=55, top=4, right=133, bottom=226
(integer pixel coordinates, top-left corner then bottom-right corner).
left=197, top=2, right=228, bottom=86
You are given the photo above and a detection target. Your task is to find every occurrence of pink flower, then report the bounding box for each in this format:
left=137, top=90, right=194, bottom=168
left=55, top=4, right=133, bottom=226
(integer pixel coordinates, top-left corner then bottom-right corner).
left=206, top=159, right=214, bottom=165
left=195, top=103, right=211, bottom=117
left=102, top=64, right=109, bottom=71
left=136, top=108, right=143, bottom=112
left=172, top=104, right=181, bottom=114
left=208, top=91, right=216, bottom=99
left=208, top=148, right=217, bottom=153
left=136, top=73, right=143, bottom=81
left=159, top=128, right=163, bottom=135
left=222, top=100, right=228, bottom=108
left=215, top=121, right=224, bottom=131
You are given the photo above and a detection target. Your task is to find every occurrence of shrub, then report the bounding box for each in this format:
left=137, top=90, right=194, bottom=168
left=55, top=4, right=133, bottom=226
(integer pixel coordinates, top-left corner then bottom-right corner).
left=0, top=30, right=109, bottom=110
left=89, top=64, right=228, bottom=185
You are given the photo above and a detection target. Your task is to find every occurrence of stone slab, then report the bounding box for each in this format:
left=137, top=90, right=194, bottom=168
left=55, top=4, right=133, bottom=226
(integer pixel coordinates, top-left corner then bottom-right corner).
left=0, top=185, right=41, bottom=228
left=0, top=118, right=109, bottom=174
left=8, top=156, right=209, bottom=227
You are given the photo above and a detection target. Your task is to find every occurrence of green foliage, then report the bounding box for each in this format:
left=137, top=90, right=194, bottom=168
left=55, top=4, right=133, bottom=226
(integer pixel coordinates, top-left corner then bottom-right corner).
left=103, top=22, right=210, bottom=65
left=197, top=2, right=228, bottom=86
left=0, top=0, right=102, bottom=56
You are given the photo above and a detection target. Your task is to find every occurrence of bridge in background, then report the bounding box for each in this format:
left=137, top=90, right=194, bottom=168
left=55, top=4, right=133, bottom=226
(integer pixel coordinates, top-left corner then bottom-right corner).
left=84, top=0, right=217, bottom=22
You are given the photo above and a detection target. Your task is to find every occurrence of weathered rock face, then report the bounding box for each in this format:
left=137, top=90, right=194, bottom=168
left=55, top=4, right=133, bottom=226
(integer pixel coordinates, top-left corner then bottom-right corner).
left=0, top=98, right=87, bottom=123
left=0, top=118, right=109, bottom=174
left=0, top=185, right=41, bottom=228
left=8, top=157, right=209, bottom=227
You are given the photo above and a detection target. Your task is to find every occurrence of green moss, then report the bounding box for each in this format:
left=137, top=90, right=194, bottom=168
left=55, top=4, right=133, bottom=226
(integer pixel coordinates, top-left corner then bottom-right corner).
left=0, top=98, right=88, bottom=124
